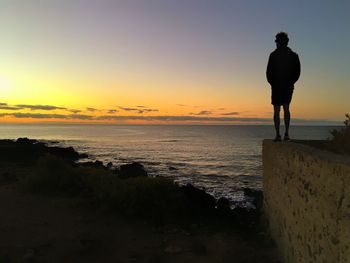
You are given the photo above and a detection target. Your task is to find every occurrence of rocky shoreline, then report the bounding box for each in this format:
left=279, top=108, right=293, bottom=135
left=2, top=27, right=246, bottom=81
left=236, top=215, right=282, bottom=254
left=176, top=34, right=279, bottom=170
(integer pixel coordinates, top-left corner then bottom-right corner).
left=0, top=138, right=280, bottom=262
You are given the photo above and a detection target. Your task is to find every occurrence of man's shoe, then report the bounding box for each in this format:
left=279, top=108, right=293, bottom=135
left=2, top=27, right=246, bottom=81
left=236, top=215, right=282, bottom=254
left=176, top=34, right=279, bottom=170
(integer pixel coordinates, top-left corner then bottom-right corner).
left=274, top=135, right=282, bottom=142
left=284, top=134, right=290, bottom=141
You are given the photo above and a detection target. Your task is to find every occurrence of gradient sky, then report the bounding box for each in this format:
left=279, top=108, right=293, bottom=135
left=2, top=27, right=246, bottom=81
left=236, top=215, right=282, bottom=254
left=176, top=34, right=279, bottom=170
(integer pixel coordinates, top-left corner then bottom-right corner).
left=0, top=0, right=349, bottom=124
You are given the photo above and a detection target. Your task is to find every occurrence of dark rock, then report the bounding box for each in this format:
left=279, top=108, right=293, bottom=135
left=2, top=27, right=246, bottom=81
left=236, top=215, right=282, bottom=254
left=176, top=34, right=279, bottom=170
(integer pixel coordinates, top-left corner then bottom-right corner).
left=79, top=153, right=88, bottom=158
left=80, top=160, right=105, bottom=169
left=119, top=162, right=148, bottom=179
left=16, top=137, right=39, bottom=145
left=244, top=188, right=263, bottom=210
left=107, top=162, right=113, bottom=168
left=0, top=138, right=85, bottom=164
left=181, top=184, right=216, bottom=213
left=93, top=160, right=104, bottom=167
left=232, top=206, right=250, bottom=217
left=168, top=166, right=178, bottom=171
left=47, top=146, right=82, bottom=161
left=216, top=197, right=231, bottom=211
left=230, top=206, right=261, bottom=232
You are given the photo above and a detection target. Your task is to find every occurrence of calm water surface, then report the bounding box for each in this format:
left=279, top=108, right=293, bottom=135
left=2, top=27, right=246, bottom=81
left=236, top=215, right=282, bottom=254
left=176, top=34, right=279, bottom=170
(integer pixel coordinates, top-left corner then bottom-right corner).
left=0, top=124, right=337, bottom=206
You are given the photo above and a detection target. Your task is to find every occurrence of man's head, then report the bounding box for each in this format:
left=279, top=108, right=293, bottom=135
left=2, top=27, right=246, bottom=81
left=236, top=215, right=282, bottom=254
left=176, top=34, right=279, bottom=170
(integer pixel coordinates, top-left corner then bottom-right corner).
left=275, top=32, right=289, bottom=48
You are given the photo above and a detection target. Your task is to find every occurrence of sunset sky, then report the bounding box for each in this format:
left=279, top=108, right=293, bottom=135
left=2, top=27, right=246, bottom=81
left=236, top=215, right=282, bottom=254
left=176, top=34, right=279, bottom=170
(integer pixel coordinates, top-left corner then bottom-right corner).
left=0, top=0, right=349, bottom=124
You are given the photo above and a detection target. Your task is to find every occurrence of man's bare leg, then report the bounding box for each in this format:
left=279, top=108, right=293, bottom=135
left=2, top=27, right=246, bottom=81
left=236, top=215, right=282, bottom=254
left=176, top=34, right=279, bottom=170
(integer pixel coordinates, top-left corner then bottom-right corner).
left=283, top=104, right=290, bottom=140
left=273, top=105, right=281, bottom=140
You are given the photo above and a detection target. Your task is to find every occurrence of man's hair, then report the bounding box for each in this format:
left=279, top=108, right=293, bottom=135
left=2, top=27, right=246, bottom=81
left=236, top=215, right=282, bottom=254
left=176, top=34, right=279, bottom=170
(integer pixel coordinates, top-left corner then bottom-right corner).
left=275, top=32, right=289, bottom=46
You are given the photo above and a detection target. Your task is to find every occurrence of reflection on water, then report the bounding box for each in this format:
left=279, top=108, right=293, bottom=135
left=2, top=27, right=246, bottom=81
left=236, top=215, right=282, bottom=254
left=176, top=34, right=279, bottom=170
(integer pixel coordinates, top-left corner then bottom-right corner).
left=0, top=124, right=337, bottom=205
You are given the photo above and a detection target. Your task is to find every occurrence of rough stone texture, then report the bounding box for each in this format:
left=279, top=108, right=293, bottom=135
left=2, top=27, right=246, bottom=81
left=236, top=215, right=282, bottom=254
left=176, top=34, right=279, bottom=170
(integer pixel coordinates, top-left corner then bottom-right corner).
left=263, top=140, right=350, bottom=263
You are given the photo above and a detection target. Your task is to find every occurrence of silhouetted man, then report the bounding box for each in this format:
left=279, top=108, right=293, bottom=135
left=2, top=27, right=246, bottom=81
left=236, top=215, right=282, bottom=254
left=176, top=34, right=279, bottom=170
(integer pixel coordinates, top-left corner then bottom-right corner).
left=266, top=32, right=300, bottom=141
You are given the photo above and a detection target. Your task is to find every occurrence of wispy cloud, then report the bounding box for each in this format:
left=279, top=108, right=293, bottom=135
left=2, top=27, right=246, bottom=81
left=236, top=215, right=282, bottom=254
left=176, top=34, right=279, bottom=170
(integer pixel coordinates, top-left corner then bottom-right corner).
left=107, top=109, right=118, bottom=114
left=176, top=104, right=204, bottom=108
left=68, top=109, right=81, bottom=114
left=0, top=106, right=23, bottom=110
left=189, top=110, right=212, bottom=116
left=94, top=115, right=121, bottom=120
left=0, top=112, right=93, bottom=120
left=86, top=107, right=98, bottom=112
left=118, top=107, right=139, bottom=112
left=69, top=114, right=94, bottom=120
left=1, top=113, right=68, bottom=119
left=0, top=103, right=82, bottom=112
left=221, top=112, right=240, bottom=116
left=15, top=104, right=67, bottom=111
left=138, top=108, right=159, bottom=114
left=118, top=106, right=158, bottom=114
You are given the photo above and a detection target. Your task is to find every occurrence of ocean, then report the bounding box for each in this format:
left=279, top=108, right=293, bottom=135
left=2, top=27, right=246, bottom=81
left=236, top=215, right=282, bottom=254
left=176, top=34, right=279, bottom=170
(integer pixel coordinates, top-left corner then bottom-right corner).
left=0, top=124, right=337, bottom=206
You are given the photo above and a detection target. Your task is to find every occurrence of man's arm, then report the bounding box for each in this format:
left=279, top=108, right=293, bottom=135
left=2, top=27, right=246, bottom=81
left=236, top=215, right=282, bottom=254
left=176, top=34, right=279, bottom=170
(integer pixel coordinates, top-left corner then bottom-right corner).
left=266, top=54, right=273, bottom=85
left=293, top=54, right=301, bottom=83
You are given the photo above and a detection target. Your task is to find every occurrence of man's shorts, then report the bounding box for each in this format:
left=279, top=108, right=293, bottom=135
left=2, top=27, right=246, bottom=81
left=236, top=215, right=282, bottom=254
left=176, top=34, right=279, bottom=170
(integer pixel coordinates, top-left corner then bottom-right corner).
left=271, top=87, right=294, bottom=106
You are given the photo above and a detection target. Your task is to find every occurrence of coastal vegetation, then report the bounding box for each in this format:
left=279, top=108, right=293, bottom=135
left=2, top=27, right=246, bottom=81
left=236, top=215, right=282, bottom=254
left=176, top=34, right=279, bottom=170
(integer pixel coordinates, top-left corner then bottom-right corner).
left=23, top=154, right=190, bottom=222
left=327, top=113, right=350, bottom=155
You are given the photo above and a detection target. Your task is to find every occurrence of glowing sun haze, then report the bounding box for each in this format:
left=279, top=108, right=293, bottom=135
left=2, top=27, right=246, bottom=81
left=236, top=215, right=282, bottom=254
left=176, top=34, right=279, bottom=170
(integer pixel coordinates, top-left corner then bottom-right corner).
left=0, top=0, right=349, bottom=124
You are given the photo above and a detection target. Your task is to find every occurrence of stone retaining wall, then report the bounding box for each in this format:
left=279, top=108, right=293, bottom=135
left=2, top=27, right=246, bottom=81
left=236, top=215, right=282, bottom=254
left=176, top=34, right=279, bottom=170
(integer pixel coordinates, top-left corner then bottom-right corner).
left=263, top=140, right=350, bottom=263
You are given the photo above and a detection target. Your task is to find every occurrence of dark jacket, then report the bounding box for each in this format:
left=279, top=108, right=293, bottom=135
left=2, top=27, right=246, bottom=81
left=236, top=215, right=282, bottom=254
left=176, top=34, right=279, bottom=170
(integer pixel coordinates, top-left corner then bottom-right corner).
left=266, top=47, right=301, bottom=90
